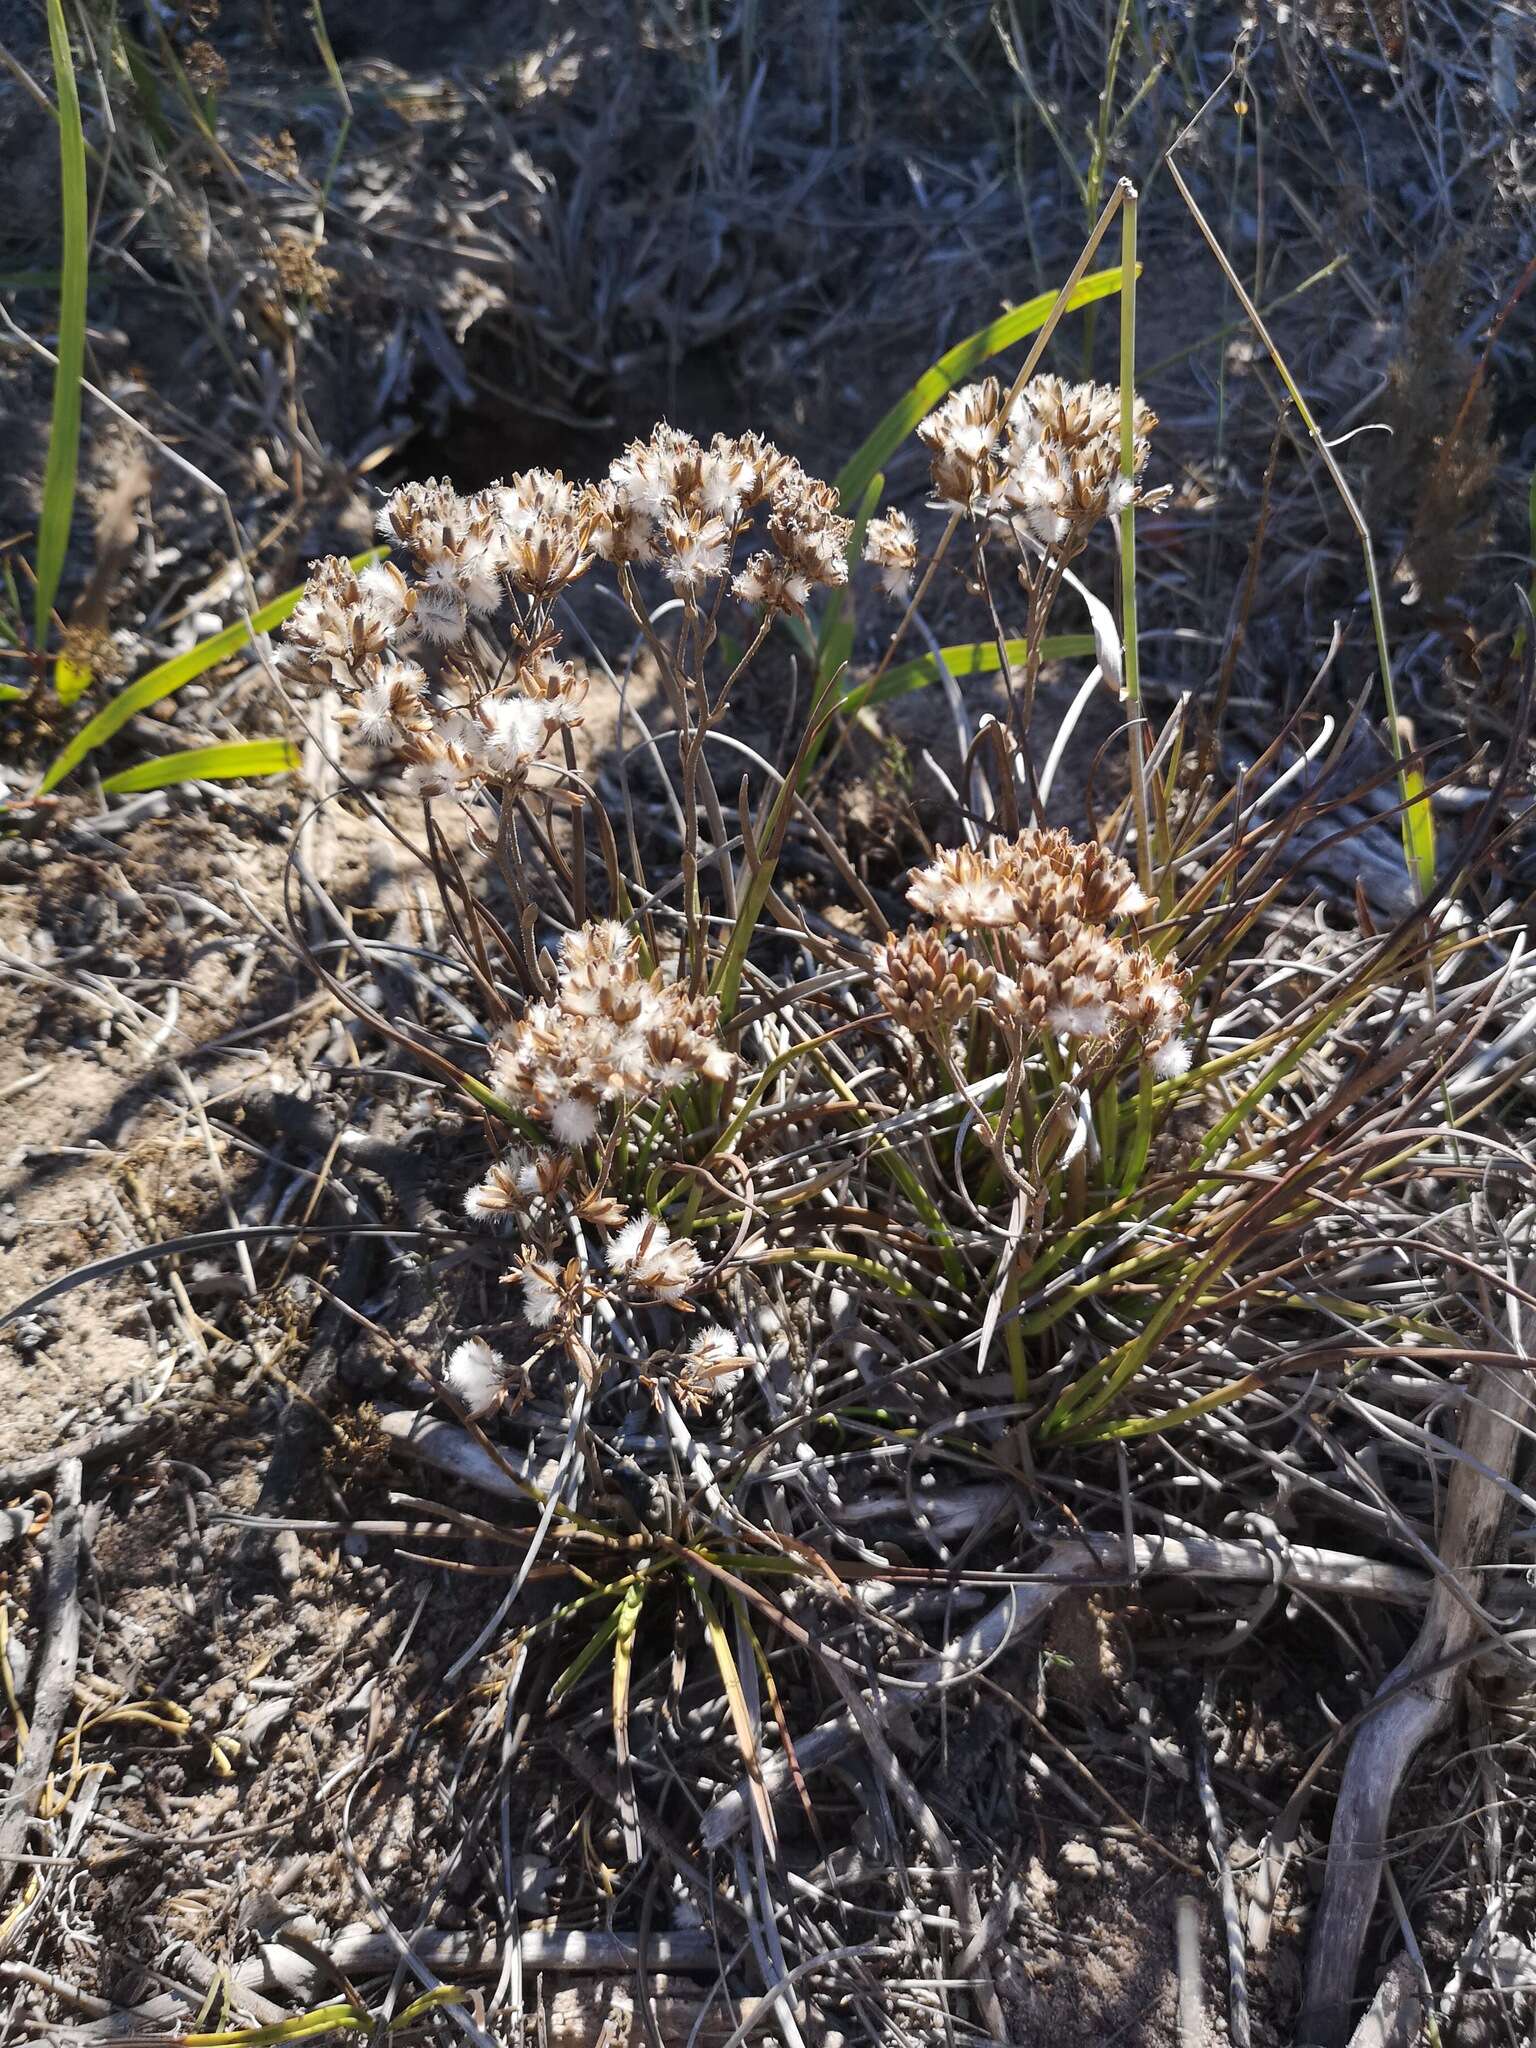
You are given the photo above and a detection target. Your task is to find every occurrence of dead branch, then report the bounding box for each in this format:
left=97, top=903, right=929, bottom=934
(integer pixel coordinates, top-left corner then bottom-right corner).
left=703, top=1531, right=1430, bottom=1849
left=0, top=1459, right=83, bottom=1914
left=1299, top=1260, right=1536, bottom=2046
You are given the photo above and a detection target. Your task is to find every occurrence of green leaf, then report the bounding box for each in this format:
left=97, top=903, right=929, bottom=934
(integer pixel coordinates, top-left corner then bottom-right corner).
left=35, top=0, right=90, bottom=652
left=834, top=267, right=1127, bottom=515
left=39, top=547, right=383, bottom=794
left=0, top=684, right=25, bottom=703
left=1400, top=761, right=1436, bottom=900
left=98, top=738, right=301, bottom=796
left=813, top=470, right=884, bottom=699
left=840, top=634, right=1096, bottom=717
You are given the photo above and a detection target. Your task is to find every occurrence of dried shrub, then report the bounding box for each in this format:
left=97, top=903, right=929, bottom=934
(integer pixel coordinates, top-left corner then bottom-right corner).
left=1372, top=249, right=1500, bottom=614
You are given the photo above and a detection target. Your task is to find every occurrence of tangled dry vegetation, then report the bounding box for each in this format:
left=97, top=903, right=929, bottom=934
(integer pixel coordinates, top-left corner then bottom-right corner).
left=3, top=4, right=1536, bottom=2048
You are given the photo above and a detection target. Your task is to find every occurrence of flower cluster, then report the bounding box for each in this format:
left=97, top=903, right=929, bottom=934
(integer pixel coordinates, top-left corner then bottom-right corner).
left=993, top=929, right=1186, bottom=1074
left=908, top=827, right=1151, bottom=931
left=891, top=828, right=1187, bottom=1071
left=277, top=545, right=589, bottom=799
left=673, top=1325, right=752, bottom=1411
left=463, top=1146, right=573, bottom=1227
left=514, top=1252, right=589, bottom=1332
left=587, top=423, right=852, bottom=615
left=279, top=431, right=852, bottom=798
left=379, top=472, right=594, bottom=627
left=915, top=372, right=1156, bottom=547
left=490, top=921, right=734, bottom=1145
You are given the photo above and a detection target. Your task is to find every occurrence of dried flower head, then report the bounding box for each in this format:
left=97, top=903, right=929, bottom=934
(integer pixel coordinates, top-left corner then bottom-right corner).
left=915, top=373, right=1157, bottom=549
left=906, top=843, right=1021, bottom=930
left=907, top=828, right=1150, bottom=936
left=497, top=470, right=593, bottom=596
left=464, top=1148, right=572, bottom=1226
left=916, top=378, right=1009, bottom=511
left=609, top=1215, right=703, bottom=1307
left=587, top=477, right=659, bottom=567
left=444, top=1337, right=512, bottom=1418
left=352, top=661, right=431, bottom=749
left=863, top=510, right=919, bottom=600
left=661, top=508, right=732, bottom=596
left=185, top=38, right=229, bottom=96
left=673, top=1324, right=752, bottom=1410
left=874, top=927, right=996, bottom=1036
left=994, top=917, right=1186, bottom=1052
left=905, top=828, right=1187, bottom=1058
left=512, top=1251, right=588, bottom=1332
left=516, top=651, right=590, bottom=722
left=278, top=555, right=414, bottom=691
left=490, top=921, right=734, bottom=1145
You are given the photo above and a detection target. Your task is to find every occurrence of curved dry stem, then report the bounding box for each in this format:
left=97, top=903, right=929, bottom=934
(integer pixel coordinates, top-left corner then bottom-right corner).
left=1299, top=1256, right=1536, bottom=2046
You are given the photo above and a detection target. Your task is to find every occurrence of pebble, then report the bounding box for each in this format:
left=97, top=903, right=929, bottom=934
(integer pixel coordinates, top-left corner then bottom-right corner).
left=1058, top=1839, right=1104, bottom=1881
left=274, top=1528, right=304, bottom=1586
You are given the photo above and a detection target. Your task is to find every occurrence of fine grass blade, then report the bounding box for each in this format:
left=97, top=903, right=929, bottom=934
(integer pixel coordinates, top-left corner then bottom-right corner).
left=693, top=1577, right=778, bottom=1856
left=549, top=1604, right=623, bottom=1707
left=834, top=266, right=1127, bottom=514
left=99, top=738, right=301, bottom=796
left=611, top=1579, right=646, bottom=1864
left=35, top=0, right=90, bottom=656
left=39, top=547, right=382, bottom=794
left=1400, top=761, right=1437, bottom=900
left=840, top=634, right=1095, bottom=717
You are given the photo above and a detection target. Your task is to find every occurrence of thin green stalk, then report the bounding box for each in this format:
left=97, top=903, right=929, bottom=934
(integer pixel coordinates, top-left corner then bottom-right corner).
left=35, top=0, right=89, bottom=657
left=1118, top=1060, right=1156, bottom=1194
left=1164, top=144, right=1428, bottom=898
left=1080, top=0, right=1133, bottom=373
left=308, top=0, right=354, bottom=207
left=1117, top=180, right=1154, bottom=900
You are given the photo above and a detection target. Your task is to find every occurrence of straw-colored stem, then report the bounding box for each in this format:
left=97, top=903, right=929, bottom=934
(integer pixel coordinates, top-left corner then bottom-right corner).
left=1163, top=146, right=1422, bottom=899
left=1117, top=181, right=1154, bottom=902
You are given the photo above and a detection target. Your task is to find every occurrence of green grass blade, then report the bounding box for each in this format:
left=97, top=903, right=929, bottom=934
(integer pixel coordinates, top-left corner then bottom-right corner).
left=35, top=0, right=90, bottom=655
left=840, top=634, right=1095, bottom=717
left=39, top=546, right=382, bottom=794
left=549, top=1605, right=622, bottom=1706
left=1400, top=760, right=1436, bottom=899
left=834, top=267, right=1126, bottom=514
left=692, top=1579, right=777, bottom=1856
left=611, top=1578, right=645, bottom=1863
left=98, top=738, right=301, bottom=795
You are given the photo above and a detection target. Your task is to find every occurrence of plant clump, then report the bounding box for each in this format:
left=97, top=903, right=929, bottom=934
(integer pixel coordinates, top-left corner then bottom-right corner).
left=262, top=358, right=1517, bottom=2045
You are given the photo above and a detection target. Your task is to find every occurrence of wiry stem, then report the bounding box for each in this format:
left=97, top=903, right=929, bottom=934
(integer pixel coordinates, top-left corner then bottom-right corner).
left=1117, top=179, right=1155, bottom=902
